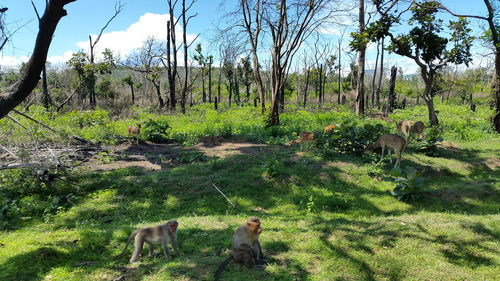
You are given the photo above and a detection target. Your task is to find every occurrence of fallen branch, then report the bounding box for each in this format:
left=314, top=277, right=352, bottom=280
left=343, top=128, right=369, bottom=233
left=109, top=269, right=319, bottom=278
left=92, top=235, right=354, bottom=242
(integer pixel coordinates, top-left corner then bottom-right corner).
left=211, top=183, right=235, bottom=207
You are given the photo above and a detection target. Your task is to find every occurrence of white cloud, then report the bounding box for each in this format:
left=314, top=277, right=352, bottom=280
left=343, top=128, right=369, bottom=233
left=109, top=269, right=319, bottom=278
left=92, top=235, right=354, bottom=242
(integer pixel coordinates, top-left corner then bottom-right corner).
left=1, top=13, right=198, bottom=68
left=0, top=55, right=29, bottom=68
left=75, top=13, right=197, bottom=61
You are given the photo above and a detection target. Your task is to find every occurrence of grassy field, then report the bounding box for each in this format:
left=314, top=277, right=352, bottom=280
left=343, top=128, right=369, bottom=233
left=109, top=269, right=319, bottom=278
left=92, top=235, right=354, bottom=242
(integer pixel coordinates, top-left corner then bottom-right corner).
left=0, top=104, right=499, bottom=281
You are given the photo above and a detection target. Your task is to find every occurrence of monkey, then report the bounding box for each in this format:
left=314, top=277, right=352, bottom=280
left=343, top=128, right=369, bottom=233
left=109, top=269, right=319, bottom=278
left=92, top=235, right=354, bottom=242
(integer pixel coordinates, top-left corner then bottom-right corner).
left=118, top=220, right=179, bottom=263
left=127, top=124, right=142, bottom=143
left=214, top=217, right=267, bottom=280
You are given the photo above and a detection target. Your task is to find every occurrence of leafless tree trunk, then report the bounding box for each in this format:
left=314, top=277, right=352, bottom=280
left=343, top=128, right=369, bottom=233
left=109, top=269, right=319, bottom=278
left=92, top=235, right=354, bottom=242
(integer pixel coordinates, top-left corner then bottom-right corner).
left=87, top=2, right=123, bottom=109
left=387, top=66, right=397, bottom=114
left=371, top=40, right=380, bottom=109
left=180, top=0, right=197, bottom=114
left=0, top=0, right=76, bottom=119
left=356, top=0, right=366, bottom=115
left=375, top=37, right=384, bottom=109
left=266, top=0, right=337, bottom=126
left=166, top=0, right=178, bottom=111
left=241, top=0, right=266, bottom=113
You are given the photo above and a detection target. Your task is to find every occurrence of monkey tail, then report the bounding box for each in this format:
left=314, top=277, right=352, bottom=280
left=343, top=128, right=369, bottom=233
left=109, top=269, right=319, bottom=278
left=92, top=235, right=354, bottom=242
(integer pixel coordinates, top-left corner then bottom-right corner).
left=214, top=256, right=233, bottom=281
left=116, top=230, right=138, bottom=257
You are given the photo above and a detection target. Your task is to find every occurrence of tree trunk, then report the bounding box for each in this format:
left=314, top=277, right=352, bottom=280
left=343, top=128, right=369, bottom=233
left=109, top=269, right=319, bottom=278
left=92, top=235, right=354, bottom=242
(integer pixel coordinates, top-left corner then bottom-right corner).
left=42, top=64, right=50, bottom=110
left=0, top=0, right=76, bottom=119
left=356, top=0, right=366, bottom=115
left=154, top=82, right=165, bottom=108
left=130, top=84, right=135, bottom=103
left=181, top=0, right=189, bottom=113
left=371, top=40, right=380, bottom=108
left=304, top=67, right=310, bottom=107
left=376, top=38, right=384, bottom=109
left=422, top=77, right=439, bottom=126
left=208, top=61, right=212, bottom=103
left=387, top=66, right=397, bottom=114
left=338, top=44, right=342, bottom=104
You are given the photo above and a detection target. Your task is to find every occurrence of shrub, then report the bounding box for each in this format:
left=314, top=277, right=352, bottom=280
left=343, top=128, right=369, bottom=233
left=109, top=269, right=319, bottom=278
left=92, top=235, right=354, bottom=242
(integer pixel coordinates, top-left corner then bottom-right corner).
left=384, top=166, right=425, bottom=202
left=142, top=119, right=170, bottom=143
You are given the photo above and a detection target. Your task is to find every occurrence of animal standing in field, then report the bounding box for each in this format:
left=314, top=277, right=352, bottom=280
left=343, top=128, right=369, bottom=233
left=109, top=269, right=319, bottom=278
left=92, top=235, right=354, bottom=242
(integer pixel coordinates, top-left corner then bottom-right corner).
left=323, top=124, right=337, bottom=134
left=127, top=124, right=141, bottom=143
left=118, top=220, right=179, bottom=263
left=409, top=121, right=426, bottom=140
left=365, top=134, right=407, bottom=168
left=290, top=131, right=316, bottom=145
left=396, top=120, right=413, bottom=138
left=214, top=217, right=267, bottom=280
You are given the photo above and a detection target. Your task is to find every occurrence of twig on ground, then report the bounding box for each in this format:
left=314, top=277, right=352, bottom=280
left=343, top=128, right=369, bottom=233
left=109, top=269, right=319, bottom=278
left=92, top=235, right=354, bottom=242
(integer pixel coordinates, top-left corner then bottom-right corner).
left=211, top=183, right=235, bottom=208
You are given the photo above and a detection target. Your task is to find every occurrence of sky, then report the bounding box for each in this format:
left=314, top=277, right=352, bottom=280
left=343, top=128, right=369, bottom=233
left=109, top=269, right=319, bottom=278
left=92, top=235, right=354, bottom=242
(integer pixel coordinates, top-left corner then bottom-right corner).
left=0, top=0, right=493, bottom=74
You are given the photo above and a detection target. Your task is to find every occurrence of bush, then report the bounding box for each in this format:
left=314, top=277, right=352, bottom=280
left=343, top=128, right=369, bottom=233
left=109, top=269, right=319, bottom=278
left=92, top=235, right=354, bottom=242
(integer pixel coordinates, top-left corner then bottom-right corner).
left=384, top=166, right=425, bottom=202
left=142, top=119, right=170, bottom=143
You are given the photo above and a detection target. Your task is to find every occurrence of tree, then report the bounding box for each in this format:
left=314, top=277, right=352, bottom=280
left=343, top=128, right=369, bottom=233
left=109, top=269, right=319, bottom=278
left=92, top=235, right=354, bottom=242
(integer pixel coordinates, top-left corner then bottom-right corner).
left=264, top=0, right=338, bottom=126
left=371, top=0, right=473, bottom=126
left=180, top=0, right=198, bottom=114
left=238, top=56, right=253, bottom=103
left=193, top=44, right=207, bottom=103
left=0, top=6, right=9, bottom=51
left=165, top=0, right=179, bottom=111
left=240, top=0, right=266, bottom=113
left=121, top=74, right=136, bottom=103
left=435, top=0, right=499, bottom=131
left=127, top=37, right=166, bottom=108
left=87, top=2, right=124, bottom=108
left=355, top=0, right=366, bottom=115
left=0, top=0, right=77, bottom=119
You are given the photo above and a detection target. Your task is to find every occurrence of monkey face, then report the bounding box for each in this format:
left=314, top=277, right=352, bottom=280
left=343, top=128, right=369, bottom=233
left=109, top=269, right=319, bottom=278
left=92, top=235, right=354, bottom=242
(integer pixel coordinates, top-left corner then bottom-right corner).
left=168, top=220, right=178, bottom=232
left=247, top=221, right=262, bottom=234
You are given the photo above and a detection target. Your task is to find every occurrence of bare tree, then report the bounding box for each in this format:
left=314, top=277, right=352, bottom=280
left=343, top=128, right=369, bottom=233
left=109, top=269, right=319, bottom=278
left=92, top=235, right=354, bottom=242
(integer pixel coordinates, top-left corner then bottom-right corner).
left=264, top=0, right=340, bottom=126
left=240, top=0, right=266, bottom=113
left=180, top=0, right=198, bottom=114
left=0, top=0, right=77, bottom=119
left=127, top=37, right=166, bottom=108
left=356, top=0, right=366, bottom=115
left=165, top=0, right=179, bottom=111
left=87, top=2, right=124, bottom=109
left=375, top=37, right=384, bottom=109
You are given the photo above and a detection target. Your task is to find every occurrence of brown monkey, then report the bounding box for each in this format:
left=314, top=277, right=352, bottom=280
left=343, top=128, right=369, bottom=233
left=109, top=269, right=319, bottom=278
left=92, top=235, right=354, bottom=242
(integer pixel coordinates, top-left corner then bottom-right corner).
left=215, top=217, right=267, bottom=280
left=118, top=220, right=179, bottom=263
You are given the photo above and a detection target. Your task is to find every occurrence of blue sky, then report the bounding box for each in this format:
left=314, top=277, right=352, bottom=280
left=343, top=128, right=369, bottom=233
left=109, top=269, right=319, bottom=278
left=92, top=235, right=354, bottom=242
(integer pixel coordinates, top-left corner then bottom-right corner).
left=0, top=0, right=492, bottom=73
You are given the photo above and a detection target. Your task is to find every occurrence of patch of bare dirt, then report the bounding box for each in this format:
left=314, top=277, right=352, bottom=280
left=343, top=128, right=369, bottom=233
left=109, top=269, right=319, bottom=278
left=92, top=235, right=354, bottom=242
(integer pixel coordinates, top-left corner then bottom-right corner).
left=191, top=139, right=268, bottom=158
left=87, top=139, right=269, bottom=171
left=440, top=141, right=460, bottom=151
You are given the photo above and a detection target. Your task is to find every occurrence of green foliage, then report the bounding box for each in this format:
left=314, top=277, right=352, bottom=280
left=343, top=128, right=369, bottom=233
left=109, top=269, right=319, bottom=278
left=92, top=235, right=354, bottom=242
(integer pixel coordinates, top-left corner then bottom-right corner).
left=141, top=119, right=170, bottom=143
left=414, top=127, right=444, bottom=157
left=262, top=154, right=286, bottom=178
left=317, top=122, right=389, bottom=155
left=384, top=166, right=425, bottom=202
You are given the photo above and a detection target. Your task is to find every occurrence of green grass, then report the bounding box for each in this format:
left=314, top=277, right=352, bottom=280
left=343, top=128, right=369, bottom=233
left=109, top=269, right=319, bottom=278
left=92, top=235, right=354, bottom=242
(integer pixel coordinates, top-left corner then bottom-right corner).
left=1, top=104, right=499, bottom=280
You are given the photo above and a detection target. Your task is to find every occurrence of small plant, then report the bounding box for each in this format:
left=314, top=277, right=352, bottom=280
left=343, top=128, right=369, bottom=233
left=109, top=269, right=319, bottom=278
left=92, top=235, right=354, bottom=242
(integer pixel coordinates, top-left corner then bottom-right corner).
left=262, top=155, right=286, bottom=178
left=178, top=150, right=207, bottom=163
left=414, top=127, right=443, bottom=157
left=384, top=166, right=425, bottom=202
left=142, top=119, right=170, bottom=143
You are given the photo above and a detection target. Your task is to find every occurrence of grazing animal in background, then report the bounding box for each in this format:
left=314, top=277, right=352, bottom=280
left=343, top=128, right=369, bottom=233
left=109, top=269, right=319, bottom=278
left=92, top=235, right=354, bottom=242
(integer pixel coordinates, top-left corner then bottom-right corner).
left=290, top=132, right=316, bottom=145
left=409, top=121, right=426, bottom=140
left=365, top=134, right=407, bottom=167
left=396, top=120, right=413, bottom=139
left=215, top=217, right=267, bottom=281
left=118, top=220, right=179, bottom=263
left=127, top=124, right=141, bottom=143
left=323, top=124, right=337, bottom=134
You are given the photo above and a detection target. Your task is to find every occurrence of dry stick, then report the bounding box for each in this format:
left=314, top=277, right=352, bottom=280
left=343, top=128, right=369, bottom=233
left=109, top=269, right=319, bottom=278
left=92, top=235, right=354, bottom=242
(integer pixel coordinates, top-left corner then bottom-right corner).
left=211, top=183, right=235, bottom=208
left=6, top=115, right=29, bottom=130
left=0, top=143, right=18, bottom=159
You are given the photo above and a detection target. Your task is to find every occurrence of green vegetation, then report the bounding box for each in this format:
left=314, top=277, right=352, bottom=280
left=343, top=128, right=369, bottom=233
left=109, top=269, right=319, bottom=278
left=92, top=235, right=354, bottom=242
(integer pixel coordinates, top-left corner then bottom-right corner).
left=1, top=104, right=499, bottom=281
